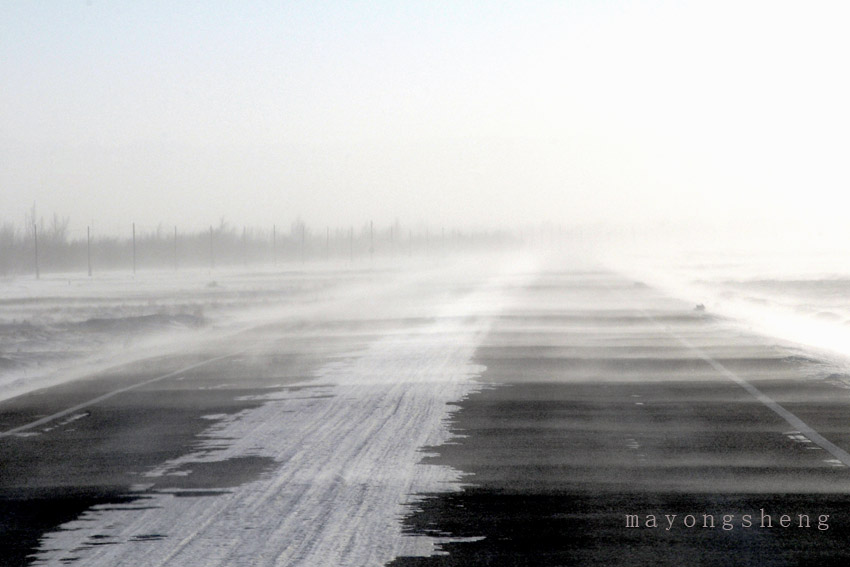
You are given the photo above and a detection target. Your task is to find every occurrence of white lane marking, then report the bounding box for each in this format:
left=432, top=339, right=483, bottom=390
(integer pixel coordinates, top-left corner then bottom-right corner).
left=786, top=433, right=812, bottom=443
left=616, top=284, right=850, bottom=469
left=0, top=351, right=243, bottom=439
left=678, top=334, right=850, bottom=468
left=58, top=412, right=90, bottom=426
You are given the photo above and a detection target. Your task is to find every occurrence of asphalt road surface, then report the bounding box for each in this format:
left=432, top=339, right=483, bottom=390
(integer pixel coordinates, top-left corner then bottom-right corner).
left=3, top=258, right=850, bottom=566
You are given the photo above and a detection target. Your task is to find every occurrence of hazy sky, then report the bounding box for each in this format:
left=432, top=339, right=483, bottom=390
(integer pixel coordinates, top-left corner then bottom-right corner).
left=3, top=1, right=850, bottom=236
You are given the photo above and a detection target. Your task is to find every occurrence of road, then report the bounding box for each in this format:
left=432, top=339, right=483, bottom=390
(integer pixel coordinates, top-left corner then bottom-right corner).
left=3, top=258, right=850, bottom=565
left=389, top=266, right=850, bottom=566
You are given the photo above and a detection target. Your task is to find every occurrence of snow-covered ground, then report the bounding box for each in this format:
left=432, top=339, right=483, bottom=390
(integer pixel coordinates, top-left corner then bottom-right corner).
left=5, top=253, right=538, bottom=566
left=0, top=265, right=370, bottom=402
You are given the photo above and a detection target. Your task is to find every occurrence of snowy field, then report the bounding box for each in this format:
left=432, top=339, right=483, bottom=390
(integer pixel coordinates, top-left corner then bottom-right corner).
left=0, top=264, right=389, bottom=402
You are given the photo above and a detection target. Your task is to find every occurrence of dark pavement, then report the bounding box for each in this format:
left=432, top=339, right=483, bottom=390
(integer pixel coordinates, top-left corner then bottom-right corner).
left=390, top=269, right=850, bottom=566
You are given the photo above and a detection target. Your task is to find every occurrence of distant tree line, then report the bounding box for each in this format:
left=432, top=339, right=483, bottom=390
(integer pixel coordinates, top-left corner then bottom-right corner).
left=0, top=210, right=517, bottom=277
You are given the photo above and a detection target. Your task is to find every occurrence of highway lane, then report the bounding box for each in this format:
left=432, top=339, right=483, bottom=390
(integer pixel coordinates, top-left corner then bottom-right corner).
left=389, top=268, right=850, bottom=566
left=0, top=258, right=534, bottom=567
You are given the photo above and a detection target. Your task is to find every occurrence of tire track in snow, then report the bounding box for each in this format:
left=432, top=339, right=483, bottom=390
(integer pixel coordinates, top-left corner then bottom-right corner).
left=32, top=260, right=535, bottom=566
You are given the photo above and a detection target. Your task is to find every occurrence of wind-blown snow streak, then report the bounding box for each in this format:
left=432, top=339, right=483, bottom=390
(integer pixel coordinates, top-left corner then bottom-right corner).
left=33, top=259, right=535, bottom=566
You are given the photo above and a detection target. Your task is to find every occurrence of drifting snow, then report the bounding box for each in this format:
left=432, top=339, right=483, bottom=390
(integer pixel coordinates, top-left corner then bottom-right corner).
left=0, top=267, right=359, bottom=402
left=30, top=256, right=536, bottom=566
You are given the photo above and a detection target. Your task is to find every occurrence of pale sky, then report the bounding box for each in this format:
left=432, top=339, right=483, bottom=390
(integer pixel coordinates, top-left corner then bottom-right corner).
left=3, top=1, right=850, bottom=237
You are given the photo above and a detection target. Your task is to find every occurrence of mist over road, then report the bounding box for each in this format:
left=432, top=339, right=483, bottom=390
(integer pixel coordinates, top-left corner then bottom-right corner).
left=0, top=256, right=534, bottom=566
left=391, top=263, right=850, bottom=566
left=3, top=255, right=850, bottom=566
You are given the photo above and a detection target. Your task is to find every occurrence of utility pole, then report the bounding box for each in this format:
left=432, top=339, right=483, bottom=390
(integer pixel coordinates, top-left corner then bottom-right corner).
left=33, top=223, right=39, bottom=280
left=272, top=224, right=277, bottom=267
left=132, top=222, right=136, bottom=275
left=242, top=226, right=247, bottom=267
left=326, top=226, right=329, bottom=261
left=173, top=226, right=177, bottom=271
left=87, top=226, right=92, bottom=276
left=349, top=226, right=353, bottom=263
left=209, top=225, right=214, bottom=271
left=300, top=224, right=305, bottom=264
left=369, top=220, right=374, bottom=263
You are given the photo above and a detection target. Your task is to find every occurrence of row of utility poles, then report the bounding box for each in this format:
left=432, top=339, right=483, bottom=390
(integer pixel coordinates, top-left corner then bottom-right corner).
left=26, top=220, right=450, bottom=279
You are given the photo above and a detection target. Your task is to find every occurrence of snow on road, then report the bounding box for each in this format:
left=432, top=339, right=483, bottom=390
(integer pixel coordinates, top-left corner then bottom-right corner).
left=32, top=258, right=534, bottom=566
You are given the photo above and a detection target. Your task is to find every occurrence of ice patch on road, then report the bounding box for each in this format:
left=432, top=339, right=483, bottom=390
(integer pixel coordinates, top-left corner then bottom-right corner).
left=32, top=258, right=535, bottom=566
